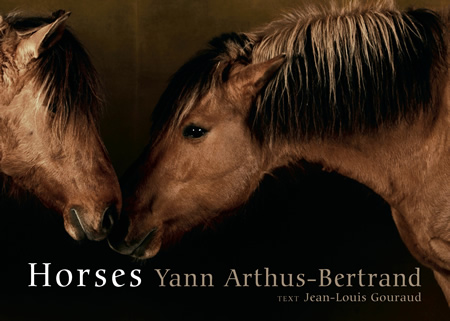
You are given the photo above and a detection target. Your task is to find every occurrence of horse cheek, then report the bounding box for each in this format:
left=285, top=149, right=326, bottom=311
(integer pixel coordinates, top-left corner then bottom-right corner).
left=212, top=146, right=261, bottom=212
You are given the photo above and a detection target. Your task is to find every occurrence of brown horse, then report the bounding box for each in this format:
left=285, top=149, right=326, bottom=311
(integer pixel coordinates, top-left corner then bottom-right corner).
left=0, top=10, right=121, bottom=241
left=109, top=1, right=450, bottom=303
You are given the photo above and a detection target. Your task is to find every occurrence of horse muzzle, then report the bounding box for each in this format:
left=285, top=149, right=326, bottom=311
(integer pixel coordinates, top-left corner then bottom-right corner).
left=108, top=223, right=159, bottom=259
left=65, top=205, right=118, bottom=241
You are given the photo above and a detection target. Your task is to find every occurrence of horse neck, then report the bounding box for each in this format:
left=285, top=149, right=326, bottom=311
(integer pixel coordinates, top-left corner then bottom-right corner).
left=268, top=74, right=450, bottom=211
left=265, top=76, right=450, bottom=292
left=276, top=118, right=447, bottom=207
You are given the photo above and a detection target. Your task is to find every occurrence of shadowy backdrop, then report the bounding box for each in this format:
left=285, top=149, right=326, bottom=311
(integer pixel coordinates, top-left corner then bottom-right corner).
left=1, top=1, right=449, bottom=320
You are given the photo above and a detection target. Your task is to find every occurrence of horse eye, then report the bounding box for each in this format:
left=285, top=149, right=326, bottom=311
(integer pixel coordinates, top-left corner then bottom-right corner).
left=182, top=125, right=208, bottom=139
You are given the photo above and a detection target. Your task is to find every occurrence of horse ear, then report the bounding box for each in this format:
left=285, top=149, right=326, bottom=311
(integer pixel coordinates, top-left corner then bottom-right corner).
left=16, top=10, right=71, bottom=63
left=231, top=54, right=286, bottom=97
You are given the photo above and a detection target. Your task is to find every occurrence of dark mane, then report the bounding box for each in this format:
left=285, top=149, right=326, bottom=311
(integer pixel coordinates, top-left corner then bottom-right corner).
left=248, top=1, right=448, bottom=141
left=5, top=11, right=103, bottom=133
left=153, top=1, right=448, bottom=144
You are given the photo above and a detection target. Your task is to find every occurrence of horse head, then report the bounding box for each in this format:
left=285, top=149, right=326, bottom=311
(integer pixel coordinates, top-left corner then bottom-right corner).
left=109, top=53, right=285, bottom=258
left=0, top=11, right=121, bottom=241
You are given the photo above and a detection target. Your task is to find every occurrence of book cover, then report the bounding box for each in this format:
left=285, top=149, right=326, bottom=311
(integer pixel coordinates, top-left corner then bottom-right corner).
left=1, top=0, right=449, bottom=320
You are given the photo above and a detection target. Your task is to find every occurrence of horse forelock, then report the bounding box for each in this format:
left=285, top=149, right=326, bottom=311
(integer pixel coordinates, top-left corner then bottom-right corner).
left=149, top=32, right=252, bottom=145
left=246, top=0, right=448, bottom=143
left=2, top=12, right=104, bottom=137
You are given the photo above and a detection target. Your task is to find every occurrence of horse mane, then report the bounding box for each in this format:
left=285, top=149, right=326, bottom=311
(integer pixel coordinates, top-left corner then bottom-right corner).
left=152, top=1, right=448, bottom=145
left=3, top=10, right=103, bottom=135
left=247, top=0, right=448, bottom=142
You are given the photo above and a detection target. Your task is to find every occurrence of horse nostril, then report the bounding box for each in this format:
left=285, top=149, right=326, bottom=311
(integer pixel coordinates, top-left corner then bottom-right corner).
left=102, top=206, right=117, bottom=232
left=70, top=208, right=78, bottom=217
left=68, top=207, right=87, bottom=240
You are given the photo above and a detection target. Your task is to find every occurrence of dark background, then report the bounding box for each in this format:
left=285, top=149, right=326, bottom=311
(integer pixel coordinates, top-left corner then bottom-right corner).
left=1, top=0, right=449, bottom=320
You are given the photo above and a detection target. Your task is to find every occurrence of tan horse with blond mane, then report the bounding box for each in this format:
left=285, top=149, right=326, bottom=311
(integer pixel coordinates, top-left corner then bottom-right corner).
left=0, top=10, right=121, bottom=241
left=109, top=1, right=450, bottom=304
